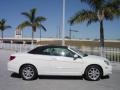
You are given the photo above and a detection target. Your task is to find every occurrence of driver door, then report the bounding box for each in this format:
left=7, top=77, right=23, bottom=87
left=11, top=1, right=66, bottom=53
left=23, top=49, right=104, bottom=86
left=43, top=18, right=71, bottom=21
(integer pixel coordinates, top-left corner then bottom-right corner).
left=49, top=47, right=84, bottom=75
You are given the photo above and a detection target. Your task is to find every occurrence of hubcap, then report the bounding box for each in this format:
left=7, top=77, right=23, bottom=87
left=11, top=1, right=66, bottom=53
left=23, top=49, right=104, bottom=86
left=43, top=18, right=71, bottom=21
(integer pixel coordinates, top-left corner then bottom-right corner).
left=22, top=66, right=34, bottom=79
left=88, top=67, right=100, bottom=80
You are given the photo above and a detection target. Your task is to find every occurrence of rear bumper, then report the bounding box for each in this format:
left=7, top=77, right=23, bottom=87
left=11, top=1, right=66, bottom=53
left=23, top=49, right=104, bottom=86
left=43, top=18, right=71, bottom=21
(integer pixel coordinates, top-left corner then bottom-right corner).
left=8, top=62, right=19, bottom=73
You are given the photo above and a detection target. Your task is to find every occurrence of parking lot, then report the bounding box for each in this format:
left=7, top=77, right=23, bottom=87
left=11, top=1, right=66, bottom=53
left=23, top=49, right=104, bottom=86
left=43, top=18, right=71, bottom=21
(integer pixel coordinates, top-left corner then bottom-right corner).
left=0, top=49, right=120, bottom=90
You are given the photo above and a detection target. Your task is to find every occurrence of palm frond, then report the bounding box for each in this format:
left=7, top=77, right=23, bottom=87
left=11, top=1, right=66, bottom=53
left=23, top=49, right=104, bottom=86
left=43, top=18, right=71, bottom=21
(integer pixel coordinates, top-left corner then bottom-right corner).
left=1, top=19, right=6, bottom=24
left=35, top=16, right=46, bottom=22
left=69, top=9, right=97, bottom=25
left=108, top=0, right=120, bottom=9
left=103, top=0, right=120, bottom=20
left=80, top=0, right=105, bottom=10
left=22, top=12, right=31, bottom=20
left=87, top=17, right=98, bottom=26
left=40, top=24, right=47, bottom=31
left=17, top=21, right=31, bottom=30
left=0, top=19, right=11, bottom=31
left=103, top=8, right=113, bottom=20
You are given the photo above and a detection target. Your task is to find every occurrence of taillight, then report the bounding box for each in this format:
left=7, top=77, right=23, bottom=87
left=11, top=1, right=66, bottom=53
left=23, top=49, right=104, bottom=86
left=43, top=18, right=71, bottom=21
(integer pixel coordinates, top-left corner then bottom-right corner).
left=9, top=56, right=16, bottom=61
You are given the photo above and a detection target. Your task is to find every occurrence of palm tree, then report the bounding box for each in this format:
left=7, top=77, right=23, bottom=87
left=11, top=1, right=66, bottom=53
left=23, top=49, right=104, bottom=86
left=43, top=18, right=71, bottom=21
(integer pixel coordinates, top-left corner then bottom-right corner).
left=0, top=19, right=11, bottom=42
left=69, top=0, right=120, bottom=55
left=39, top=24, right=47, bottom=40
left=17, top=8, right=46, bottom=45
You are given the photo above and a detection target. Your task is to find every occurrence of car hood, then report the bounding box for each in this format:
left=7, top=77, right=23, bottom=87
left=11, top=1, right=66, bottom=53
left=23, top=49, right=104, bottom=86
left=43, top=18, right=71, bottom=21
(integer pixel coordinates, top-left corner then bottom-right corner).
left=83, top=55, right=106, bottom=62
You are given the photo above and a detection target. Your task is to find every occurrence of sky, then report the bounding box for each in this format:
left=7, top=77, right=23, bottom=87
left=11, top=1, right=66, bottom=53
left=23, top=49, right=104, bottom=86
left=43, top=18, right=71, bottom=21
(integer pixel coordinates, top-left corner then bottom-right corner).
left=0, top=0, right=120, bottom=40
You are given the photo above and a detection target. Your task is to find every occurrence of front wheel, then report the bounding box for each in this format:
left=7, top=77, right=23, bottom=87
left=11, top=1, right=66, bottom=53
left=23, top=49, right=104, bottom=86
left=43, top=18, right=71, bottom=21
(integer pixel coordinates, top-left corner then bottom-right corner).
left=20, top=64, right=38, bottom=80
left=84, top=65, right=102, bottom=81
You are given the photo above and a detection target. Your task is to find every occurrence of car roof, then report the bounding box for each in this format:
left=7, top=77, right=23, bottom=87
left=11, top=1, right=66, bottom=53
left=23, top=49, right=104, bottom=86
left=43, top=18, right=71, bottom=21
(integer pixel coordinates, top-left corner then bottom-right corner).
left=38, top=45, right=68, bottom=48
left=28, top=45, right=71, bottom=53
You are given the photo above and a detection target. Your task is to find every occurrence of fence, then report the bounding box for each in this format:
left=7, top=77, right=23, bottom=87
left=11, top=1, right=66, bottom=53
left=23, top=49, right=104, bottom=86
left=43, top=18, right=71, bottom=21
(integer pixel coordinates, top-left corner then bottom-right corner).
left=0, top=43, right=120, bottom=62
left=81, top=47, right=120, bottom=62
left=0, top=43, right=37, bottom=52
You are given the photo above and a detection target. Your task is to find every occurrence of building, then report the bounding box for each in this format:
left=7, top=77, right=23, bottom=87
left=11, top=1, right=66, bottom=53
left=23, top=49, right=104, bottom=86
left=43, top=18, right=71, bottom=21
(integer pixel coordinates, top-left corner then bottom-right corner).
left=15, top=29, right=22, bottom=38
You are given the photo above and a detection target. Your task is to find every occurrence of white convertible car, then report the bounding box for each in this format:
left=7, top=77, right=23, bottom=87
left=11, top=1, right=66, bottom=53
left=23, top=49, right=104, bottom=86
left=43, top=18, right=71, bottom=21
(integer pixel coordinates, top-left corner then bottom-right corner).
left=8, top=45, right=112, bottom=81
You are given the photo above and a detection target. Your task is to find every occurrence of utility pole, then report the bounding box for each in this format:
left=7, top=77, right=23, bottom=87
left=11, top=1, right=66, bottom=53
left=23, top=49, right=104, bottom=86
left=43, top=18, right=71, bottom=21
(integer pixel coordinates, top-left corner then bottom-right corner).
left=57, top=26, right=61, bottom=39
left=62, top=0, right=65, bottom=46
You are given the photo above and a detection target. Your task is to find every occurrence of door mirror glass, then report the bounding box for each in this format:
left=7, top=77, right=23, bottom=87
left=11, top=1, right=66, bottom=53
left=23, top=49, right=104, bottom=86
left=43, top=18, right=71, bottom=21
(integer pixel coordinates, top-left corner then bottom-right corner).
left=73, top=54, right=79, bottom=60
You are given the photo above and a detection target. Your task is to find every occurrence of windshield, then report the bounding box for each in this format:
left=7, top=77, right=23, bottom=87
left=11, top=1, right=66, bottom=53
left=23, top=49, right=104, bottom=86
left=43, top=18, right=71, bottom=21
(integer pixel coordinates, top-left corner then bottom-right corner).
left=70, top=47, right=88, bottom=57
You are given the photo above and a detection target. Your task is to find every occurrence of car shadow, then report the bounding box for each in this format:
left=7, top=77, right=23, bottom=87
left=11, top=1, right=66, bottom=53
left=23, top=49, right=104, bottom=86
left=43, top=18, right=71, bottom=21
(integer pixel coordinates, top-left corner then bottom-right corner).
left=101, top=75, right=110, bottom=79
left=11, top=73, right=21, bottom=78
left=10, top=73, right=83, bottom=80
left=38, top=75, right=84, bottom=80
left=10, top=73, right=109, bottom=80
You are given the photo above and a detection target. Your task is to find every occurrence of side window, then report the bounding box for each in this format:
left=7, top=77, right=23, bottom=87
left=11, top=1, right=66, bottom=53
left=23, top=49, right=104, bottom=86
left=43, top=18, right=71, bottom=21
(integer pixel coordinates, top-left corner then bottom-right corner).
left=51, top=48, right=63, bottom=56
left=40, top=47, right=75, bottom=57
left=28, top=47, right=74, bottom=57
left=50, top=48, right=75, bottom=57
left=28, top=47, right=42, bottom=54
left=62, top=48, right=75, bottom=57
left=41, top=48, right=58, bottom=55
left=41, top=48, right=51, bottom=55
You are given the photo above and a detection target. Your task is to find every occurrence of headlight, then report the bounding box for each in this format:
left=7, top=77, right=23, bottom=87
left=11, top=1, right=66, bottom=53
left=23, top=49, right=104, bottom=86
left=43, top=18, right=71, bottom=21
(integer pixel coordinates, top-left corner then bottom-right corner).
left=104, top=60, right=110, bottom=65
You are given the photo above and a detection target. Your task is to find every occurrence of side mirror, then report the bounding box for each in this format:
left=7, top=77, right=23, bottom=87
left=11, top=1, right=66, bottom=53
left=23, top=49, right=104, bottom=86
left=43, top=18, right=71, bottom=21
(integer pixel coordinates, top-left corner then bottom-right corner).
left=73, top=54, right=79, bottom=60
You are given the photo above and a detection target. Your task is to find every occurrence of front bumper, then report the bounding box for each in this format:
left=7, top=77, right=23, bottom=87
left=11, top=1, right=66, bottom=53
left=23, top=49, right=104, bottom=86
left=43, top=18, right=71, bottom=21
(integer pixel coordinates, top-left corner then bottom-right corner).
left=103, top=65, right=112, bottom=76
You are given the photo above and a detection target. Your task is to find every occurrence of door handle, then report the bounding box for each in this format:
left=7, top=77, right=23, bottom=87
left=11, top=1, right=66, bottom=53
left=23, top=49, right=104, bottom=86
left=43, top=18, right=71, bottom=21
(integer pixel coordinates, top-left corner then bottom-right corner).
left=52, top=58, right=58, bottom=60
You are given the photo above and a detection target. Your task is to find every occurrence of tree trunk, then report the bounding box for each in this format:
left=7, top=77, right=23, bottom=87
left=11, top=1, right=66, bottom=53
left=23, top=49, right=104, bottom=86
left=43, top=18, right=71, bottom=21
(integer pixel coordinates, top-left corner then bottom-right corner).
left=100, top=21, right=105, bottom=56
left=31, top=29, right=34, bottom=46
left=40, top=29, right=41, bottom=41
left=100, top=20, right=104, bottom=48
left=1, top=31, right=3, bottom=43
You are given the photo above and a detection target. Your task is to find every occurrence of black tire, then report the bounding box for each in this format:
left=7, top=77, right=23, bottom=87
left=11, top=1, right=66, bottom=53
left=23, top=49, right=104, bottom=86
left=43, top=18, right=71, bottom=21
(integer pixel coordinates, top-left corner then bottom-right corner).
left=20, top=64, right=38, bottom=80
left=84, top=65, right=102, bottom=81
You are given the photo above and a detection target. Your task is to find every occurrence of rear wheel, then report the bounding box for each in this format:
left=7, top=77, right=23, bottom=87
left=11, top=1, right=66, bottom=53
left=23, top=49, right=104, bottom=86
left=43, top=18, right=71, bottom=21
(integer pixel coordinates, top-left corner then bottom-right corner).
left=20, top=64, right=38, bottom=80
left=84, top=65, right=102, bottom=81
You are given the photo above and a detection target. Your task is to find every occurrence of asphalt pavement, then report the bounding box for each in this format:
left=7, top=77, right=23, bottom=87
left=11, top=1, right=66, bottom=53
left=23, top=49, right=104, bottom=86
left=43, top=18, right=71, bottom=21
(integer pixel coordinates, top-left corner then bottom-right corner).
left=0, top=49, right=120, bottom=90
